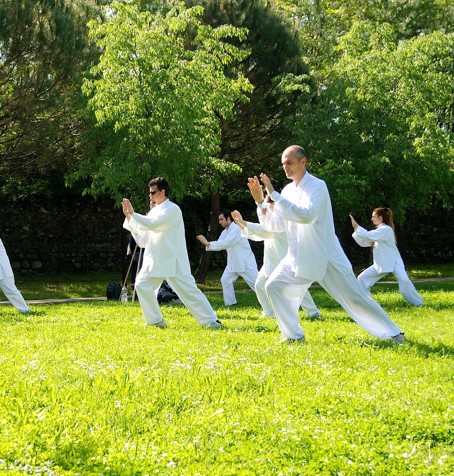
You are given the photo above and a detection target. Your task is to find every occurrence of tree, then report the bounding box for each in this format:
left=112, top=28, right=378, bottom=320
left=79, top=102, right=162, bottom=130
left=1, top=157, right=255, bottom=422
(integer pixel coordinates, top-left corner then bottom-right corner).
left=179, top=0, right=312, bottom=280
left=279, top=0, right=453, bottom=222
left=295, top=23, right=454, bottom=221
left=69, top=1, right=252, bottom=205
left=0, top=0, right=101, bottom=199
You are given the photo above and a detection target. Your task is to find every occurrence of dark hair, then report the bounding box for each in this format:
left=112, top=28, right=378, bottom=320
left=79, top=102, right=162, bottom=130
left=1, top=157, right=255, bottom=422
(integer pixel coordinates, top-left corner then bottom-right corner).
left=374, top=207, right=396, bottom=240
left=220, top=210, right=232, bottom=221
left=148, top=177, right=169, bottom=196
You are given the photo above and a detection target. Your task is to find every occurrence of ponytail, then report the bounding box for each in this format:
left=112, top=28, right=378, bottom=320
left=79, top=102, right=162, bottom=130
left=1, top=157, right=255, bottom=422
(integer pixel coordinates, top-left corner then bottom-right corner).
left=374, top=207, right=397, bottom=242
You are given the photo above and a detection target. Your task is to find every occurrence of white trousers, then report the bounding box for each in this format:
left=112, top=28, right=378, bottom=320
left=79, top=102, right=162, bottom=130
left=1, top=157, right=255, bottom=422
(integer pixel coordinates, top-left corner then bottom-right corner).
left=255, top=269, right=319, bottom=317
left=358, top=262, right=423, bottom=306
left=220, top=266, right=258, bottom=306
left=0, top=276, right=29, bottom=312
left=265, top=261, right=402, bottom=341
left=135, top=263, right=218, bottom=326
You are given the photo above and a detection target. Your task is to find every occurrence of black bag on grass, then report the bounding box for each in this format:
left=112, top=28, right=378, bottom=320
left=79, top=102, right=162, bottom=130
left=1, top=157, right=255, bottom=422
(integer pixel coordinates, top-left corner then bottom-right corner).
left=106, top=282, right=122, bottom=300
left=157, top=280, right=179, bottom=303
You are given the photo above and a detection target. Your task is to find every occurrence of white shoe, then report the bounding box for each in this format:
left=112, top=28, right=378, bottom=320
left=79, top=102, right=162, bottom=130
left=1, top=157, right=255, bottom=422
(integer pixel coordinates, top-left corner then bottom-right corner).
left=261, top=312, right=275, bottom=318
left=279, top=336, right=306, bottom=344
left=207, top=320, right=222, bottom=330
left=391, top=333, right=406, bottom=343
left=308, top=311, right=322, bottom=320
left=144, top=319, right=167, bottom=328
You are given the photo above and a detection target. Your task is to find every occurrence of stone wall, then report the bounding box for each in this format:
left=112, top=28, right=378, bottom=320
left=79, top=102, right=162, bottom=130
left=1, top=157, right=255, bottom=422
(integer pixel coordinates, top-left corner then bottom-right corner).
left=1, top=196, right=122, bottom=273
left=1, top=196, right=453, bottom=276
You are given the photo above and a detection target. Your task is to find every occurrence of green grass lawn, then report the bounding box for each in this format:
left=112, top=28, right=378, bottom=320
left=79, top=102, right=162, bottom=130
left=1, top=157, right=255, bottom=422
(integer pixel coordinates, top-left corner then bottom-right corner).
left=1, top=278, right=453, bottom=475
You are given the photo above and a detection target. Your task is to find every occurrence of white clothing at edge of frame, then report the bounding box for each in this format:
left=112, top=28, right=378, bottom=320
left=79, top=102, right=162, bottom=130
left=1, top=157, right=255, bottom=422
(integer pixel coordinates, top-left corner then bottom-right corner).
left=0, top=238, right=30, bottom=313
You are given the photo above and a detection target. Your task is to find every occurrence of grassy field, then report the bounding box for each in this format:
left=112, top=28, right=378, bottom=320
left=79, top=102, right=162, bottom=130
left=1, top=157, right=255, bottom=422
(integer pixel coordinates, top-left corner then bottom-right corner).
left=5, top=261, right=454, bottom=301
left=1, top=273, right=453, bottom=474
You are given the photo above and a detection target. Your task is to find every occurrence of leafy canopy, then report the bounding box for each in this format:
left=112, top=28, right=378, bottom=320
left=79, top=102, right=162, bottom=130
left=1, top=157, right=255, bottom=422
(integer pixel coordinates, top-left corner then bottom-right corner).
left=0, top=0, right=99, bottom=199
left=293, top=18, right=454, bottom=220
left=75, top=1, right=252, bottom=204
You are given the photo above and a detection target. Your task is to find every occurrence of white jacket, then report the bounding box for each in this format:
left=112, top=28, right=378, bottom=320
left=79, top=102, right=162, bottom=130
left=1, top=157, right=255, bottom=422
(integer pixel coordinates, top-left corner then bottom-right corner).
left=123, top=199, right=191, bottom=277
left=264, top=172, right=352, bottom=281
left=353, top=223, right=404, bottom=274
left=241, top=222, right=288, bottom=277
left=208, top=222, right=257, bottom=273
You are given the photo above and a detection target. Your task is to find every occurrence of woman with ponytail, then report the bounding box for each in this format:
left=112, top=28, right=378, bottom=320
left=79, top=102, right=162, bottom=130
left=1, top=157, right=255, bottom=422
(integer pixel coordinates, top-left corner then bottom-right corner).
left=350, top=208, right=423, bottom=307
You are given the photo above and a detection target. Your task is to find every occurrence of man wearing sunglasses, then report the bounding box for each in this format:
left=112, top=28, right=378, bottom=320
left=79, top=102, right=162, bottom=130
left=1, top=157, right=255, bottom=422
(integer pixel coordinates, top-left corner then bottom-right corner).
left=122, top=177, right=221, bottom=329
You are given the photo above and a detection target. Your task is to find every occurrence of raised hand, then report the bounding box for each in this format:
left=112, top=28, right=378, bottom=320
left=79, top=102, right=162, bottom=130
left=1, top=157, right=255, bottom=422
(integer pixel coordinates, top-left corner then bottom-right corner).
left=259, top=173, right=275, bottom=195
left=196, top=235, right=209, bottom=246
left=231, top=210, right=246, bottom=229
left=247, top=176, right=264, bottom=203
left=122, top=198, right=134, bottom=218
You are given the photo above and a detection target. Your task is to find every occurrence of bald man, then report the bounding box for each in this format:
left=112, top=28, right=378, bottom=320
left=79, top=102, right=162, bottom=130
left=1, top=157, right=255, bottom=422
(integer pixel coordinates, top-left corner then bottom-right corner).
left=251, top=145, right=405, bottom=344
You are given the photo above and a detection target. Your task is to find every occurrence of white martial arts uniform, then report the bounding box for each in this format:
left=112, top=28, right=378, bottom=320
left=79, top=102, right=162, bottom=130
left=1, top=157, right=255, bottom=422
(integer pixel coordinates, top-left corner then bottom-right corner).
left=262, top=172, right=403, bottom=341
left=207, top=222, right=258, bottom=306
left=124, top=200, right=218, bottom=326
left=0, top=238, right=29, bottom=312
left=241, top=217, right=320, bottom=318
left=353, top=224, right=423, bottom=306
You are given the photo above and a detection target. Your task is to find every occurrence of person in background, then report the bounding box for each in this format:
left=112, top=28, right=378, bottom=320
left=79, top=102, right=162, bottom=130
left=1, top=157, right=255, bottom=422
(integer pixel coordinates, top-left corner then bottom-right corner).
left=350, top=208, right=423, bottom=307
left=231, top=208, right=321, bottom=320
left=0, top=238, right=30, bottom=313
left=252, top=144, right=405, bottom=343
left=196, top=210, right=258, bottom=307
left=125, top=232, right=144, bottom=291
left=122, top=177, right=222, bottom=329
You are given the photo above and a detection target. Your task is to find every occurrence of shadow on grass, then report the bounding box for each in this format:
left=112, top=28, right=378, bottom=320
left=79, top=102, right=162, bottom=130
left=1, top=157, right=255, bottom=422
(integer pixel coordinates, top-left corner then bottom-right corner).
left=362, top=337, right=454, bottom=359
left=406, top=339, right=454, bottom=359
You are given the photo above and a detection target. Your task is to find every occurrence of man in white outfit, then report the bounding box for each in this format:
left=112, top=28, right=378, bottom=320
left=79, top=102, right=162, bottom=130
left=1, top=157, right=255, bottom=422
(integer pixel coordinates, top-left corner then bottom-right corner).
left=0, top=238, right=30, bottom=313
left=122, top=177, right=221, bottom=329
left=252, top=145, right=405, bottom=343
left=231, top=208, right=321, bottom=319
left=196, top=210, right=258, bottom=306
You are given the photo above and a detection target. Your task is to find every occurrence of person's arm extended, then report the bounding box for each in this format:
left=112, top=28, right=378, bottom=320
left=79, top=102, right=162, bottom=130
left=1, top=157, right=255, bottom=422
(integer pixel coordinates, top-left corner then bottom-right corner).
left=207, top=224, right=242, bottom=251
left=271, top=185, right=326, bottom=224
left=129, top=206, right=177, bottom=234
left=355, top=225, right=391, bottom=242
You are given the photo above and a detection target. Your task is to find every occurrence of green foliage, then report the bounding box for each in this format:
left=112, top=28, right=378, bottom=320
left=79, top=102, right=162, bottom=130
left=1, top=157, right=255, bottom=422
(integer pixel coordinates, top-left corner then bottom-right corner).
left=73, top=2, right=252, bottom=203
left=288, top=3, right=454, bottom=221
left=0, top=283, right=453, bottom=473
left=0, top=0, right=100, bottom=199
left=1, top=0, right=452, bottom=224
left=329, top=27, right=452, bottom=219
left=185, top=0, right=313, bottom=194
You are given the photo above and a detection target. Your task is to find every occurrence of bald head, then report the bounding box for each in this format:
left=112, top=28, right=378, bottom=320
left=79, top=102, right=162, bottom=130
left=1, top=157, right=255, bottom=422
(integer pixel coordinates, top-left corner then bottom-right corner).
left=283, top=145, right=307, bottom=160
left=281, top=145, right=307, bottom=183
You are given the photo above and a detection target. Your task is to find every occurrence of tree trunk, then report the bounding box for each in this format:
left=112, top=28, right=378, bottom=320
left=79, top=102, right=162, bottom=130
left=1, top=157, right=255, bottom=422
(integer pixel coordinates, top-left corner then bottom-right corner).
left=195, top=192, right=220, bottom=283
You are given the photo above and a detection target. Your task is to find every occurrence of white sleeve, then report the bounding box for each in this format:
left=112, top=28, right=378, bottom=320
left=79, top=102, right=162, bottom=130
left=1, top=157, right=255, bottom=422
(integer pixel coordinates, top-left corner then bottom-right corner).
left=352, top=231, right=373, bottom=248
